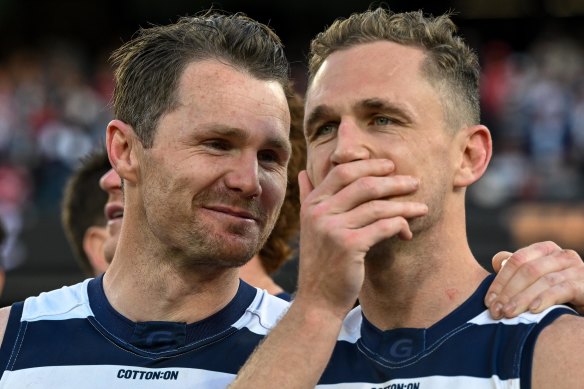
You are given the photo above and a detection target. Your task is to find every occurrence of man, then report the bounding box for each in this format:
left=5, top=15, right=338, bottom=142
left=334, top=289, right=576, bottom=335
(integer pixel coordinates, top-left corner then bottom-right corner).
left=0, top=12, right=292, bottom=387
left=232, top=8, right=584, bottom=388
left=97, top=86, right=306, bottom=300
left=0, top=10, right=581, bottom=389
left=61, top=150, right=112, bottom=276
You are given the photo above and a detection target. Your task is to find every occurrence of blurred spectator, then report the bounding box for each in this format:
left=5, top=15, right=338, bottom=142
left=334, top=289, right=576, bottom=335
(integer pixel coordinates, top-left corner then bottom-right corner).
left=0, top=218, right=6, bottom=295
left=0, top=164, right=31, bottom=271
left=61, top=149, right=111, bottom=276
left=471, top=32, right=584, bottom=207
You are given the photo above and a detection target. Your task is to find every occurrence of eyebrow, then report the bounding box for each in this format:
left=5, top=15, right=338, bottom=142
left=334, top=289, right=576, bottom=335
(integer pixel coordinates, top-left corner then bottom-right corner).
left=206, top=125, right=291, bottom=155
left=305, top=98, right=414, bottom=133
left=357, top=98, right=413, bottom=123
left=304, top=105, right=336, bottom=135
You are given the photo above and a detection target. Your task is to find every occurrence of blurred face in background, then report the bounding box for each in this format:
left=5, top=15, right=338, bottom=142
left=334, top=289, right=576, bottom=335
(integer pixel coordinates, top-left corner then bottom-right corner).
left=99, top=168, right=123, bottom=263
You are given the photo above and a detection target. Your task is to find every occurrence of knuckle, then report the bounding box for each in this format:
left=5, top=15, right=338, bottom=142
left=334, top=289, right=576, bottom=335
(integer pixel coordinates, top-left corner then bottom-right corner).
left=536, top=240, right=561, bottom=251
left=335, top=164, right=353, bottom=182
left=519, top=261, right=544, bottom=279
left=562, top=249, right=583, bottom=263
left=542, top=272, right=563, bottom=286
left=506, top=253, right=529, bottom=268
left=359, top=176, right=380, bottom=195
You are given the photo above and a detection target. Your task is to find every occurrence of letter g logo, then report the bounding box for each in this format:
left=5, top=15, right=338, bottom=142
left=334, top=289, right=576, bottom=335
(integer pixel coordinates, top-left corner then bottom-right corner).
left=389, top=339, right=414, bottom=359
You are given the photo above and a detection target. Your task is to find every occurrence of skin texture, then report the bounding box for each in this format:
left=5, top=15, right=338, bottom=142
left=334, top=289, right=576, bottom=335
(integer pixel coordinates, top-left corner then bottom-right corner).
left=82, top=225, right=110, bottom=275
left=101, top=59, right=290, bottom=324
left=231, top=40, right=584, bottom=389
left=99, top=168, right=123, bottom=263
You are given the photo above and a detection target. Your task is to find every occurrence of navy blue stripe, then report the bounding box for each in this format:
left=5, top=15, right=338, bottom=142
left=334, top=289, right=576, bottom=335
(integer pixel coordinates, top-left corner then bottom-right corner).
left=11, top=319, right=264, bottom=374
left=0, top=302, right=24, bottom=377
left=87, top=275, right=257, bottom=352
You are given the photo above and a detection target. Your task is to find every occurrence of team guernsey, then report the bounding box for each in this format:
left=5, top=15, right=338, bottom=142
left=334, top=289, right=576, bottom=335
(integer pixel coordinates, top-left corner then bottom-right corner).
left=0, top=276, right=289, bottom=388
left=0, top=274, right=575, bottom=388
left=316, top=274, right=576, bottom=388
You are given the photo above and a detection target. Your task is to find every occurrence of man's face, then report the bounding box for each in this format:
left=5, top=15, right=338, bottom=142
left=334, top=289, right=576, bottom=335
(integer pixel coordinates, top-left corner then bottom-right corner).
left=99, top=168, right=123, bottom=263
left=304, top=41, right=458, bottom=234
left=135, top=60, right=290, bottom=268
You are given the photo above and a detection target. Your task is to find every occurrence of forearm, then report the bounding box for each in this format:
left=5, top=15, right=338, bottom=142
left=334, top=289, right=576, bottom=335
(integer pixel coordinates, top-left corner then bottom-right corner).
left=230, top=297, right=345, bottom=389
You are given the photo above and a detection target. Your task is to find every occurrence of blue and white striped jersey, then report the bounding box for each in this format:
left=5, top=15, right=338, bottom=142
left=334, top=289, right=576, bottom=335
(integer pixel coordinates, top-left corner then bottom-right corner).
left=316, top=275, right=575, bottom=389
left=0, top=274, right=574, bottom=388
left=0, top=275, right=289, bottom=388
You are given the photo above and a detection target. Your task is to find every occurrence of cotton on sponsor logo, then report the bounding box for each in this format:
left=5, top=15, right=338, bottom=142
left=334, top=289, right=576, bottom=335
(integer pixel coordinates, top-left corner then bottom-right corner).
left=117, top=369, right=179, bottom=380
left=372, top=383, right=420, bottom=389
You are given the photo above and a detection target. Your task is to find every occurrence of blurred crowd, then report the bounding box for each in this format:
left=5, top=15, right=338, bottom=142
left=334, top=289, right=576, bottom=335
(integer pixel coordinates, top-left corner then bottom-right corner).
left=0, top=42, right=114, bottom=270
left=472, top=32, right=584, bottom=207
left=1, top=29, right=584, bottom=271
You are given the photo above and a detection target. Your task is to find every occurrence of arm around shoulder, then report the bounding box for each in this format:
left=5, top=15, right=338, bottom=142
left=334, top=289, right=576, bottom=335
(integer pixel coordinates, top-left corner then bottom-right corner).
left=532, top=314, right=584, bottom=389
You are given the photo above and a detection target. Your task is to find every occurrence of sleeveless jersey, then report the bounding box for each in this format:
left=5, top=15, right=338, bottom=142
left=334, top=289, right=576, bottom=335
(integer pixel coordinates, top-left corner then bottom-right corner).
left=0, top=275, right=289, bottom=388
left=317, top=275, right=576, bottom=389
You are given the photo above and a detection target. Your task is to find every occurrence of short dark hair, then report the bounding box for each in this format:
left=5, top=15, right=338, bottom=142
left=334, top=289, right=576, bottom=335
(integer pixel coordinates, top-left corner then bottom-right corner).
left=308, top=7, right=480, bottom=129
left=258, top=84, right=306, bottom=274
left=110, top=11, right=290, bottom=147
left=61, top=150, right=111, bottom=275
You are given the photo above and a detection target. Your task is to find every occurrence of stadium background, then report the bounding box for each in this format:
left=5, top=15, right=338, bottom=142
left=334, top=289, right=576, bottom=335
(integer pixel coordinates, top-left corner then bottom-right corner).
left=0, top=0, right=583, bottom=304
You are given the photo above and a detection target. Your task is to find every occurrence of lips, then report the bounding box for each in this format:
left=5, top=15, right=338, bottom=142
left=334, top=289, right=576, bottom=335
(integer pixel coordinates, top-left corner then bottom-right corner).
left=204, top=205, right=258, bottom=221
left=105, top=203, right=124, bottom=222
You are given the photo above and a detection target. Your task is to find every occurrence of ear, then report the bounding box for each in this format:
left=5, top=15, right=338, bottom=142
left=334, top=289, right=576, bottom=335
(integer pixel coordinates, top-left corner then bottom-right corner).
left=106, top=119, right=140, bottom=184
left=453, top=124, right=492, bottom=188
left=83, top=226, right=110, bottom=276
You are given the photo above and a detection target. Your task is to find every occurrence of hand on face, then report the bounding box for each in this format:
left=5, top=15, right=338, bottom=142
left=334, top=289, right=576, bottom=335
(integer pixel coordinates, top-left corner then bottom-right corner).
left=486, top=241, right=584, bottom=318
left=295, top=159, right=428, bottom=317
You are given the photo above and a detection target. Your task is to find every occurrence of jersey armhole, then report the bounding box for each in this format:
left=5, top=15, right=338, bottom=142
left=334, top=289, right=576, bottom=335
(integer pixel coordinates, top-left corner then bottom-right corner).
left=0, top=302, right=24, bottom=375
left=519, top=308, right=577, bottom=389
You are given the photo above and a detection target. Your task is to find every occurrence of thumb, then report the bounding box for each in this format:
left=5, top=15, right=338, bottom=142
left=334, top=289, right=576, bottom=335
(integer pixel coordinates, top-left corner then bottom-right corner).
left=492, top=251, right=513, bottom=273
left=298, top=170, right=314, bottom=203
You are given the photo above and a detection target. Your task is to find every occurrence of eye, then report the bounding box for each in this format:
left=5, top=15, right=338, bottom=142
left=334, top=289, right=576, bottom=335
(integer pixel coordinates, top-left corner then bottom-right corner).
left=372, top=116, right=392, bottom=126
left=258, top=149, right=281, bottom=164
left=313, top=123, right=337, bottom=139
left=204, top=139, right=232, bottom=151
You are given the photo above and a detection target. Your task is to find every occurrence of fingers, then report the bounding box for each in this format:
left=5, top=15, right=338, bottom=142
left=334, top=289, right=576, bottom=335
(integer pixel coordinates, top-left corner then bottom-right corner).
left=298, top=170, right=313, bottom=203
left=340, top=199, right=428, bottom=230
left=492, top=251, right=512, bottom=273
left=308, top=159, right=395, bottom=204
left=486, top=241, right=584, bottom=319
left=486, top=242, right=561, bottom=312
left=296, top=159, right=425, bottom=314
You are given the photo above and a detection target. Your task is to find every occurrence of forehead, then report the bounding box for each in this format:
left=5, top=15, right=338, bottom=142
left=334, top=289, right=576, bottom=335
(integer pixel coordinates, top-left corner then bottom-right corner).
left=181, top=60, right=289, bottom=119
left=305, top=41, right=438, bottom=117
left=153, top=60, right=290, bottom=144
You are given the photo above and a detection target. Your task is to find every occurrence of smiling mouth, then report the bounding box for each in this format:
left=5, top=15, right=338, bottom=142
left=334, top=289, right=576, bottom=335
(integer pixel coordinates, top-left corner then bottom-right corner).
left=105, top=203, right=124, bottom=222
left=204, top=206, right=257, bottom=221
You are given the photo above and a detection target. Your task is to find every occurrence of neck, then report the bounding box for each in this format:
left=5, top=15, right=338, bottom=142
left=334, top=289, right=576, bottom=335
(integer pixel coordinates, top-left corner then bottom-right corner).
left=104, top=211, right=240, bottom=323
left=359, top=217, right=489, bottom=331
left=239, top=255, right=285, bottom=296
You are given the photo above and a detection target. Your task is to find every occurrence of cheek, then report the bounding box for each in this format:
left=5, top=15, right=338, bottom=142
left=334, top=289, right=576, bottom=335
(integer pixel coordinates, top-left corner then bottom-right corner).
left=261, top=173, right=287, bottom=208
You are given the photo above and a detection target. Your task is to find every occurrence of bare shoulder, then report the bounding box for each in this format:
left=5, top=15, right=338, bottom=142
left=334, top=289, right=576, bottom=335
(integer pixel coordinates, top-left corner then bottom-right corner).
left=532, top=314, right=584, bottom=389
left=0, top=306, right=12, bottom=347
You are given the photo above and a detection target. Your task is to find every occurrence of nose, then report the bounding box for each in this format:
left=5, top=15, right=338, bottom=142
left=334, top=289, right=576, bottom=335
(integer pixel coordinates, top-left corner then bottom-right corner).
left=99, top=168, right=122, bottom=195
left=330, top=120, right=371, bottom=165
left=224, top=154, right=262, bottom=198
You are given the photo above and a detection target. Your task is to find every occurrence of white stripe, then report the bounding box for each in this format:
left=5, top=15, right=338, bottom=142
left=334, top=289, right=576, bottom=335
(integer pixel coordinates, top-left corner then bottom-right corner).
left=232, top=288, right=290, bottom=335
left=0, top=365, right=236, bottom=388
left=468, top=305, right=574, bottom=326
left=316, top=374, right=519, bottom=388
left=338, top=306, right=362, bottom=343
left=22, top=279, right=94, bottom=322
